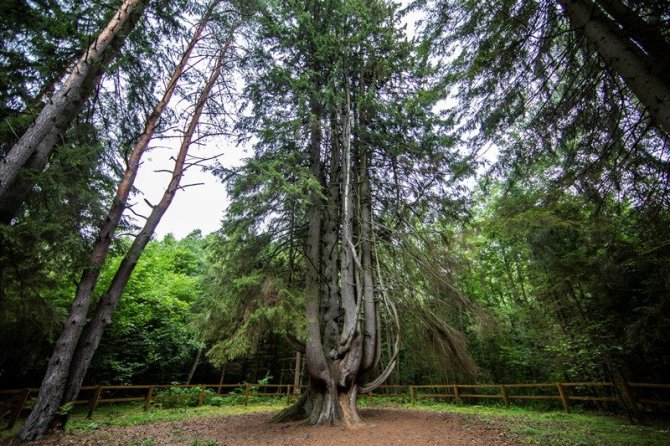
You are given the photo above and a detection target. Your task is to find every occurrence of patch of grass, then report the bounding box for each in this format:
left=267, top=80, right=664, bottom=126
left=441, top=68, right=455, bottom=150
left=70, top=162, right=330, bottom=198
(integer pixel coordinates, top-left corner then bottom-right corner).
left=64, top=402, right=286, bottom=433
left=394, top=402, right=670, bottom=446
left=4, top=398, right=668, bottom=446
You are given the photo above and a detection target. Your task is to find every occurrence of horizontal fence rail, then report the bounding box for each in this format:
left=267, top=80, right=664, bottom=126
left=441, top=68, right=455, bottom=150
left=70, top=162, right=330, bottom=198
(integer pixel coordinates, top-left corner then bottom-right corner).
left=2, top=381, right=668, bottom=430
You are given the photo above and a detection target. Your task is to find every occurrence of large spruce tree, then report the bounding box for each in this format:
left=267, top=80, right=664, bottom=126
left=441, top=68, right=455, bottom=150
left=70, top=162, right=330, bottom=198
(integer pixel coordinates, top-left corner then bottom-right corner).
left=203, top=0, right=474, bottom=426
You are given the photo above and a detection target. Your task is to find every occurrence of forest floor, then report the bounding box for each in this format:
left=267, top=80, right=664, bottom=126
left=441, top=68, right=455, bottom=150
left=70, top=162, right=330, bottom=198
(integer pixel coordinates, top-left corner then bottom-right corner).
left=19, top=408, right=517, bottom=446
left=4, top=402, right=669, bottom=445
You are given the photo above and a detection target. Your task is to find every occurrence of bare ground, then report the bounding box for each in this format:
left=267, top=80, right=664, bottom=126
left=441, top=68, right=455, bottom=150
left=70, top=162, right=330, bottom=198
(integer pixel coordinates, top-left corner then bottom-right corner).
left=23, top=408, right=520, bottom=446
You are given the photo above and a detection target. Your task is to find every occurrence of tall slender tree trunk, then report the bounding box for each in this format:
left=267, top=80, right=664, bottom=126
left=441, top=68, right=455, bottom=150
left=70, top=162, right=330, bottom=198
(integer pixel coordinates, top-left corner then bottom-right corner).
left=0, top=0, right=146, bottom=210
left=293, top=352, right=302, bottom=394
left=17, top=15, right=221, bottom=442
left=186, top=344, right=204, bottom=385
left=59, top=35, right=233, bottom=417
left=558, top=0, right=670, bottom=135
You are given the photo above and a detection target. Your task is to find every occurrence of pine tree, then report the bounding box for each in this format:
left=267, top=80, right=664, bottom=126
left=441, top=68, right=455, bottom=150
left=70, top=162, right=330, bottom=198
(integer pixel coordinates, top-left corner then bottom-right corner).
left=206, top=0, right=474, bottom=425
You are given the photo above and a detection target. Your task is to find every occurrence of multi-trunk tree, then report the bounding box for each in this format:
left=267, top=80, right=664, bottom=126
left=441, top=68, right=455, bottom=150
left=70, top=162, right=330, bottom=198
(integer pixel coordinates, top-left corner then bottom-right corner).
left=202, top=0, right=474, bottom=426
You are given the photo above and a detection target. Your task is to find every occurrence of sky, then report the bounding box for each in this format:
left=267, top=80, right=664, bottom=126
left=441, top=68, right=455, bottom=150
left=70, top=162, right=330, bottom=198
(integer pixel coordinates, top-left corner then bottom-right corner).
left=131, top=135, right=247, bottom=239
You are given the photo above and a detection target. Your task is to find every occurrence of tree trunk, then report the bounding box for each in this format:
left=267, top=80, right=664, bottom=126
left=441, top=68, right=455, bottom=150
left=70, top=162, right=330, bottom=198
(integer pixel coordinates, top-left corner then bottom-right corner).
left=59, top=37, right=232, bottom=419
left=186, top=344, right=204, bottom=385
left=275, top=83, right=377, bottom=427
left=17, top=15, right=211, bottom=441
left=595, top=0, right=670, bottom=78
left=0, top=0, right=146, bottom=209
left=558, top=0, right=670, bottom=135
left=293, top=351, right=302, bottom=394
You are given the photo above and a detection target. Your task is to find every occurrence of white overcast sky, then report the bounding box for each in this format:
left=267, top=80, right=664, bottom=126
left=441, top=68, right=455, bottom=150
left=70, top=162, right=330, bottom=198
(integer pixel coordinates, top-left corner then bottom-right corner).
left=130, top=0, right=420, bottom=240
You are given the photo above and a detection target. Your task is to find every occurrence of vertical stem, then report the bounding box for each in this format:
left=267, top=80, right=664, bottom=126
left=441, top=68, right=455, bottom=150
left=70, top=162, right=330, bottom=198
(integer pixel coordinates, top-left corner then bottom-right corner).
left=621, top=381, right=641, bottom=421
left=293, top=352, right=302, bottom=394
left=217, top=365, right=226, bottom=394
left=7, top=389, right=31, bottom=429
left=144, top=386, right=154, bottom=411
left=500, top=385, right=510, bottom=408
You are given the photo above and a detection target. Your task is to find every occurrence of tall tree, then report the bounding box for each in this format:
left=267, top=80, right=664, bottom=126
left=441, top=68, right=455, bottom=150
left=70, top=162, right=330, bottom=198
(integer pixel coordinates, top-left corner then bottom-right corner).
left=213, top=0, right=473, bottom=426
left=17, top=3, right=239, bottom=439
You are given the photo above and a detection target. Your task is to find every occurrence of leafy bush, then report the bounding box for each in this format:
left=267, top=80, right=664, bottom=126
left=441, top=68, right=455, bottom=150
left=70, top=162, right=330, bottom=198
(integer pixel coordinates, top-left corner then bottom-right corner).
left=154, top=386, right=214, bottom=408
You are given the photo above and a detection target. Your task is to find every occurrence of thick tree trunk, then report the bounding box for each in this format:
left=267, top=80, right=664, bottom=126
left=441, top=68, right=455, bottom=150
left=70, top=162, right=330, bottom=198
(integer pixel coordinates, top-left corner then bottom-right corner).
left=59, top=38, right=231, bottom=416
left=276, top=85, right=375, bottom=427
left=0, top=0, right=146, bottom=209
left=558, top=0, right=670, bottom=135
left=275, top=377, right=362, bottom=427
left=17, top=16, right=210, bottom=441
left=596, top=0, right=670, bottom=77
left=293, top=352, right=302, bottom=394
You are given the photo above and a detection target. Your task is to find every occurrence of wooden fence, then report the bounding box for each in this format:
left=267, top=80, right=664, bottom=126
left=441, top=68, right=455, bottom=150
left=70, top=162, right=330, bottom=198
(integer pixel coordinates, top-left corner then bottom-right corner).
left=2, top=381, right=669, bottom=430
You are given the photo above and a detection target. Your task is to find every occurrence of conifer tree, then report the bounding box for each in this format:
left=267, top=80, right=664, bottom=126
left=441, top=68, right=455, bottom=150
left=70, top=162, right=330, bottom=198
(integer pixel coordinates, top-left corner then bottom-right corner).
left=203, top=0, right=474, bottom=425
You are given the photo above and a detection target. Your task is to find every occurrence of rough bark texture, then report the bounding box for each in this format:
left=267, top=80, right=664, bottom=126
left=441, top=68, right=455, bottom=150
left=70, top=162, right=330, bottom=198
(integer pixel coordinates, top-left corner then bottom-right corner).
left=17, top=15, right=218, bottom=441
left=558, top=0, right=670, bottom=135
left=0, top=0, right=146, bottom=212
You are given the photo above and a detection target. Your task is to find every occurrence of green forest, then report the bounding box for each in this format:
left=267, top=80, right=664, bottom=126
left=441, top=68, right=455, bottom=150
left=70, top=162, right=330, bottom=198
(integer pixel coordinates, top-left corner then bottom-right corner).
left=1, top=0, right=669, bottom=442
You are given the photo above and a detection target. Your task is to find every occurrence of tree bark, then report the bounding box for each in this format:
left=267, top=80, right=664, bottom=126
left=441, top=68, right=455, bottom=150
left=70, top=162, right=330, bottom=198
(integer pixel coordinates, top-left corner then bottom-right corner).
left=0, top=0, right=146, bottom=210
left=17, top=15, right=211, bottom=441
left=557, top=0, right=670, bottom=135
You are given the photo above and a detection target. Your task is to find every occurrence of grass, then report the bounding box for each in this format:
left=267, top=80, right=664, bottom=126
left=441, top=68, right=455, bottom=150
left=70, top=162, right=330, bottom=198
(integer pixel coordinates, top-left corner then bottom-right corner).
left=0, top=401, right=285, bottom=444
left=3, top=398, right=668, bottom=445
left=364, top=400, right=670, bottom=445
left=65, top=401, right=286, bottom=432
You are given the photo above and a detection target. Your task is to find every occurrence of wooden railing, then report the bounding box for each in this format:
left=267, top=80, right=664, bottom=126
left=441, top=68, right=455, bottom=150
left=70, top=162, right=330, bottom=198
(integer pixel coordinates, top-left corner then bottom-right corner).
left=2, top=381, right=668, bottom=430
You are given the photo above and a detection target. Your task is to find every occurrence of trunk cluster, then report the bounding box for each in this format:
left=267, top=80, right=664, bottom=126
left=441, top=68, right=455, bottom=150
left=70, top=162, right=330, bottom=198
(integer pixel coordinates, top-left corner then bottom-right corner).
left=277, top=81, right=397, bottom=426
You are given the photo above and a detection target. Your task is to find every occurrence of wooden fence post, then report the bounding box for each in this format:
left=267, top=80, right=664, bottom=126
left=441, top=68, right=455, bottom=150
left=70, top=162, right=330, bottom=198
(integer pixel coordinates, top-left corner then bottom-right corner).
left=409, top=386, right=415, bottom=404
left=144, top=385, right=154, bottom=411
left=198, top=387, right=206, bottom=406
left=500, top=385, right=510, bottom=408
left=7, top=388, right=31, bottom=429
left=87, top=385, right=103, bottom=418
left=453, top=385, right=461, bottom=404
left=244, top=383, right=250, bottom=405
left=556, top=383, right=570, bottom=413
left=621, top=381, right=641, bottom=421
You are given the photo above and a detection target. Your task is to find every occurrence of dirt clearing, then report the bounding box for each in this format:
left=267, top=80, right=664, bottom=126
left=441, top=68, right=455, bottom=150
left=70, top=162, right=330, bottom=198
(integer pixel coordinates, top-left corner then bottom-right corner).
left=25, top=408, right=519, bottom=445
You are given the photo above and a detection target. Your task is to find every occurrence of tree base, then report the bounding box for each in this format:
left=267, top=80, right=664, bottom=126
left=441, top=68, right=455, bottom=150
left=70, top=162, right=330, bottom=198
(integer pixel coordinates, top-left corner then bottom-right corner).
left=272, top=384, right=362, bottom=427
